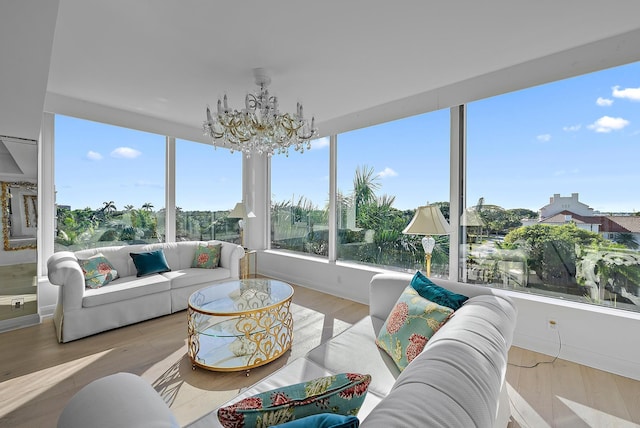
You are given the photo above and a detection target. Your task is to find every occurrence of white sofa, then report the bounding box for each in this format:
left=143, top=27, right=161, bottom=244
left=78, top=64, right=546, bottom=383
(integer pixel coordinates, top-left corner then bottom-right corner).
left=58, top=271, right=517, bottom=427
left=47, top=240, right=245, bottom=343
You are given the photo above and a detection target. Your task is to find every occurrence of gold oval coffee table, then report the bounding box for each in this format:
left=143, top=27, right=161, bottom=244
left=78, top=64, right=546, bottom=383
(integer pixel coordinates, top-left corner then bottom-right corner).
left=187, top=279, right=294, bottom=372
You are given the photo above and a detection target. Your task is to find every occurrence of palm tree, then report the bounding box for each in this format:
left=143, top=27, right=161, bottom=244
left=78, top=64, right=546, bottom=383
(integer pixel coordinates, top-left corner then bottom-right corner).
left=102, top=201, right=117, bottom=215
left=141, top=202, right=154, bottom=212
left=612, top=233, right=639, bottom=250
left=353, top=165, right=380, bottom=223
left=124, top=204, right=134, bottom=211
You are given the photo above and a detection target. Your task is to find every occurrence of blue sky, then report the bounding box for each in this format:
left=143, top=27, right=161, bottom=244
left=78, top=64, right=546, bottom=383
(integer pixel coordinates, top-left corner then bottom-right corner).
left=56, top=61, right=639, bottom=214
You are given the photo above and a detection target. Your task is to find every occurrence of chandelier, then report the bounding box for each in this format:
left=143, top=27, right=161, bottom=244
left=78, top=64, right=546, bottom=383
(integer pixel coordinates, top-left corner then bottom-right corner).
left=203, top=69, right=318, bottom=157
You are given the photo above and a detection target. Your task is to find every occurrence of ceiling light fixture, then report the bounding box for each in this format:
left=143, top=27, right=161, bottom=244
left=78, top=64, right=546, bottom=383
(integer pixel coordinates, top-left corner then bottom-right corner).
left=203, top=68, right=318, bottom=157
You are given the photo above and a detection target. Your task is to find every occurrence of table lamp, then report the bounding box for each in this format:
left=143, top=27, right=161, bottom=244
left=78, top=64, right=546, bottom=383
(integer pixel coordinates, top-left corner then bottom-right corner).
left=228, top=202, right=247, bottom=247
left=402, top=205, right=450, bottom=277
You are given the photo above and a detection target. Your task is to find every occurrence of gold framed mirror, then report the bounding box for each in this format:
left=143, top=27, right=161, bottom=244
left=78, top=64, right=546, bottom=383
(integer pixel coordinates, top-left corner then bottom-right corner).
left=2, top=181, right=37, bottom=251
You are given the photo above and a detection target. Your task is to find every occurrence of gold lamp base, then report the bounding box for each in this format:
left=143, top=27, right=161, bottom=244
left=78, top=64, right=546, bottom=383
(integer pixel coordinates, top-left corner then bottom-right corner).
left=424, top=253, right=432, bottom=277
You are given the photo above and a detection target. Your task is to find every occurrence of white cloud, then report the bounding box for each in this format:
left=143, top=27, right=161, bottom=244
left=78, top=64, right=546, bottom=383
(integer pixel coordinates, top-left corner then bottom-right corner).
left=554, top=168, right=579, bottom=176
left=536, top=134, right=551, bottom=142
left=134, top=180, right=162, bottom=188
left=310, top=137, right=329, bottom=150
left=596, top=97, right=613, bottom=106
left=86, top=151, right=103, bottom=160
left=587, top=116, right=630, bottom=133
left=378, top=167, right=398, bottom=178
left=563, top=124, right=581, bottom=132
left=612, top=85, right=640, bottom=101
left=111, top=147, right=142, bottom=159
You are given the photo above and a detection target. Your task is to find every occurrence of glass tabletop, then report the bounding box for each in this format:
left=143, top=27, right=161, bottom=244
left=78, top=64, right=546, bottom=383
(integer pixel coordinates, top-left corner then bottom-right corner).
left=188, top=279, right=294, bottom=315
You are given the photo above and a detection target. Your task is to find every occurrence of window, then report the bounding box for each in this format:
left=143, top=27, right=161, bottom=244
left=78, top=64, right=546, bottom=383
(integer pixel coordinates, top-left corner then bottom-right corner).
left=465, top=61, right=640, bottom=313
left=175, top=140, right=241, bottom=243
left=336, top=110, right=450, bottom=275
left=270, top=139, right=330, bottom=256
left=55, top=115, right=165, bottom=251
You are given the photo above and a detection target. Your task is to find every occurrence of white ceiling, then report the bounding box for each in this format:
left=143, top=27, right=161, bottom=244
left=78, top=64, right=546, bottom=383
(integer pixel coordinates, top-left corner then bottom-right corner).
left=3, top=1, right=640, bottom=142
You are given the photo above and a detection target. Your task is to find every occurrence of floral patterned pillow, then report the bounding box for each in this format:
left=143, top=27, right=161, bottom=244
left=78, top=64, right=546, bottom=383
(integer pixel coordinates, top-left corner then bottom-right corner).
left=78, top=254, right=119, bottom=289
left=191, top=243, right=222, bottom=269
left=217, top=373, right=371, bottom=428
left=376, top=285, right=454, bottom=371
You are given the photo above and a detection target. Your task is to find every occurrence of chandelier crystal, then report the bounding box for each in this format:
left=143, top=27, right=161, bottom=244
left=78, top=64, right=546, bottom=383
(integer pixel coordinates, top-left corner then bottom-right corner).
left=203, top=70, right=318, bottom=157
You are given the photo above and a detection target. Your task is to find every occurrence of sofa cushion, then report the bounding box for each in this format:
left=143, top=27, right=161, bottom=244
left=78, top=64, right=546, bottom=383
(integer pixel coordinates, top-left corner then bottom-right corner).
left=217, top=373, right=371, bottom=428
left=375, top=285, right=453, bottom=371
left=272, top=413, right=359, bottom=428
left=78, top=254, right=119, bottom=289
left=161, top=267, right=231, bottom=289
left=306, top=317, right=399, bottom=400
left=75, top=246, right=139, bottom=278
left=130, top=249, right=171, bottom=277
left=192, top=243, right=222, bottom=269
left=191, top=244, right=222, bottom=269
left=82, top=274, right=171, bottom=308
left=410, top=271, right=468, bottom=310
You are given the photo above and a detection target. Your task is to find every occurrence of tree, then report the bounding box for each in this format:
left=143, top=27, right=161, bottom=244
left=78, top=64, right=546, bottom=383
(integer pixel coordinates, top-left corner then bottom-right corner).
left=504, top=222, right=606, bottom=284
left=353, top=165, right=380, bottom=222
left=141, top=202, right=154, bottom=212
left=102, top=201, right=116, bottom=214
left=612, top=232, right=639, bottom=250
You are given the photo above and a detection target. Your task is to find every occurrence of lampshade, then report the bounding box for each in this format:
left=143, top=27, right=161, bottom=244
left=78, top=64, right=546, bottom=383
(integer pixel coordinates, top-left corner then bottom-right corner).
left=402, top=205, right=450, bottom=236
left=461, top=208, right=484, bottom=227
left=228, top=202, right=246, bottom=219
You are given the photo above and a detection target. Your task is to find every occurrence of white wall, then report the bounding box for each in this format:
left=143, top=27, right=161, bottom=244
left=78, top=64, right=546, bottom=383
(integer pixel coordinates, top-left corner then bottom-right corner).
left=258, top=250, right=640, bottom=382
left=0, top=248, right=35, bottom=267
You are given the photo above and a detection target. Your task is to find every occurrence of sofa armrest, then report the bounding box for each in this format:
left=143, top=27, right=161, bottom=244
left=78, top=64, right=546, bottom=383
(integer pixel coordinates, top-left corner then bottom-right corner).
left=369, top=272, right=414, bottom=321
left=212, top=241, right=245, bottom=278
left=47, top=251, right=85, bottom=311
left=58, top=372, right=179, bottom=428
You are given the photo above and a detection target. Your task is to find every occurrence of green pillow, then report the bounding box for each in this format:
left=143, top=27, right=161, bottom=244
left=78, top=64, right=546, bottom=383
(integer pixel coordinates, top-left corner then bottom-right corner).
left=410, top=271, right=469, bottom=310
left=191, top=243, right=222, bottom=269
left=272, top=413, right=359, bottom=427
left=217, top=373, right=370, bottom=428
left=376, top=285, right=454, bottom=371
left=78, top=254, right=119, bottom=289
left=129, top=249, right=171, bottom=277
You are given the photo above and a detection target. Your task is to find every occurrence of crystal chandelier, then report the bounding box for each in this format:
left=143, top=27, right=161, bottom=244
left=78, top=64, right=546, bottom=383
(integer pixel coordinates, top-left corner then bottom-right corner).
left=203, top=69, right=318, bottom=157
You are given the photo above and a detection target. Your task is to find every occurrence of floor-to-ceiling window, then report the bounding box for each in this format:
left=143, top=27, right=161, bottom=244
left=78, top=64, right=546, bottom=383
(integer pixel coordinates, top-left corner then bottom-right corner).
left=270, top=138, right=330, bottom=256
left=336, top=110, right=450, bottom=276
left=464, top=60, right=640, bottom=313
left=176, top=139, right=241, bottom=243
left=55, top=115, right=165, bottom=251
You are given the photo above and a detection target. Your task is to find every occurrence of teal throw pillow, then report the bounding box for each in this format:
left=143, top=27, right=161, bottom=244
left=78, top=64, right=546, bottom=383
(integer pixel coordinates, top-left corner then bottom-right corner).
left=217, top=373, right=371, bottom=428
left=376, top=285, right=454, bottom=371
left=410, top=271, right=469, bottom=310
left=272, top=413, right=359, bottom=428
left=130, top=249, right=171, bottom=277
left=192, top=243, right=222, bottom=269
left=78, top=254, right=118, bottom=289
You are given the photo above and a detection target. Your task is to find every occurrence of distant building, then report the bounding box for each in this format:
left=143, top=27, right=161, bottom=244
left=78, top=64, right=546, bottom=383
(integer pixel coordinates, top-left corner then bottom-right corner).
left=540, top=193, right=598, bottom=219
left=522, top=193, right=640, bottom=246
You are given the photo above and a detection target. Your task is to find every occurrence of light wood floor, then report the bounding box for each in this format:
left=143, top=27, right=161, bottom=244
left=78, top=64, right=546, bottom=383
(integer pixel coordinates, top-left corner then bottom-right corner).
left=0, top=284, right=638, bottom=428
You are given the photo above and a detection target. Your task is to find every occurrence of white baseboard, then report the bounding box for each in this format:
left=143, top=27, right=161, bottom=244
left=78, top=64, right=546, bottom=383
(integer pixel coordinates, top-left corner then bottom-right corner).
left=0, top=313, right=40, bottom=333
